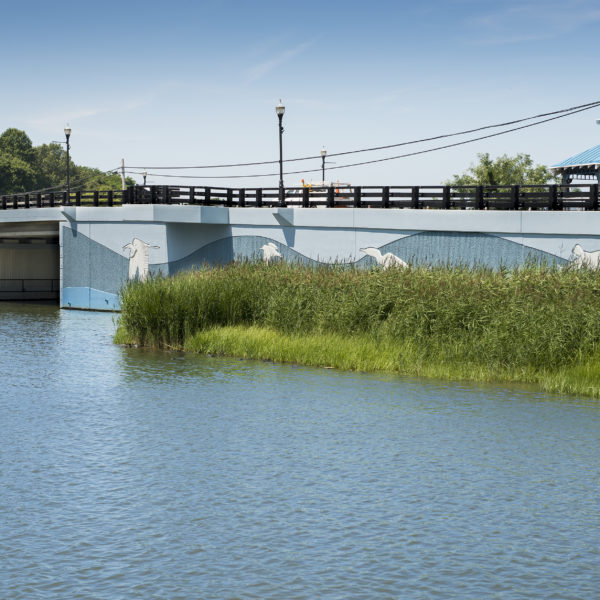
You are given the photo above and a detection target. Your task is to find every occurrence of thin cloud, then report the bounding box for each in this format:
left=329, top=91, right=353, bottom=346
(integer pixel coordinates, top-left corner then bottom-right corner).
left=465, top=0, right=600, bottom=44
left=25, top=98, right=151, bottom=127
left=245, top=41, right=313, bottom=82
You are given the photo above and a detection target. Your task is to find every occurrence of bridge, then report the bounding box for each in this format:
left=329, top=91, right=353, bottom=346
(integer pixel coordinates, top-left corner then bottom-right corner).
left=1, top=183, right=600, bottom=309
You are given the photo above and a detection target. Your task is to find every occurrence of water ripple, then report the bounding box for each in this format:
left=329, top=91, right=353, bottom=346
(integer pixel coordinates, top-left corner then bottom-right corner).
left=0, top=303, right=599, bottom=598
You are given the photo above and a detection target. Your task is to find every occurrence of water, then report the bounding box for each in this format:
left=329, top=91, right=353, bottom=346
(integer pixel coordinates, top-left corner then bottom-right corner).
left=1, top=303, right=598, bottom=599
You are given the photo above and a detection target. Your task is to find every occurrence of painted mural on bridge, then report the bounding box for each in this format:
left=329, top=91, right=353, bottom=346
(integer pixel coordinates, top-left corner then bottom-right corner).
left=61, top=226, right=574, bottom=310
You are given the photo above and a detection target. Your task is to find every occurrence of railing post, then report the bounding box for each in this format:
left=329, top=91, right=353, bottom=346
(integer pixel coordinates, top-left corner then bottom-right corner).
left=590, top=184, right=598, bottom=211
left=326, top=186, right=334, bottom=207
left=150, top=186, right=157, bottom=204
left=382, top=186, right=390, bottom=208
left=163, top=185, right=170, bottom=204
left=549, top=184, right=558, bottom=210
left=475, top=185, right=484, bottom=210
left=204, top=187, right=211, bottom=206
left=107, top=190, right=114, bottom=207
left=256, top=188, right=263, bottom=207
left=511, top=185, right=520, bottom=210
left=189, top=186, right=195, bottom=204
left=12, top=195, right=18, bottom=209
left=36, top=193, right=42, bottom=208
left=302, top=186, right=310, bottom=208
left=75, top=191, right=81, bottom=206
left=1, top=196, right=6, bottom=210
left=353, top=186, right=362, bottom=208
left=278, top=186, right=286, bottom=207
left=411, top=186, right=420, bottom=209
left=25, top=194, right=30, bottom=209
left=239, top=188, right=246, bottom=207
left=93, top=191, right=99, bottom=207
left=226, top=188, right=233, bottom=207
left=442, top=186, right=450, bottom=209
left=49, top=192, right=55, bottom=207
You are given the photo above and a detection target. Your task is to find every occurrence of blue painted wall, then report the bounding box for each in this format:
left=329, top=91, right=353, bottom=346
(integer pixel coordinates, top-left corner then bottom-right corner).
left=61, top=226, right=571, bottom=310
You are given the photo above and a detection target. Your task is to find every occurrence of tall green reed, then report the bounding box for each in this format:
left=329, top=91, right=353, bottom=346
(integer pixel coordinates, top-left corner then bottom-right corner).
left=118, top=261, right=600, bottom=370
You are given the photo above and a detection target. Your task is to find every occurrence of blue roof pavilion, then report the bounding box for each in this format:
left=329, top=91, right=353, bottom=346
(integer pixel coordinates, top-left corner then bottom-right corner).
left=551, top=144, right=600, bottom=183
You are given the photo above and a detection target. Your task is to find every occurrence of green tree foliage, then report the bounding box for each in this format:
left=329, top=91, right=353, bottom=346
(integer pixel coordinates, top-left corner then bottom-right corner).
left=0, top=128, right=135, bottom=194
left=0, top=129, right=37, bottom=193
left=446, top=152, right=556, bottom=186
left=0, top=153, right=37, bottom=193
left=34, top=143, right=68, bottom=189
left=0, top=128, right=36, bottom=163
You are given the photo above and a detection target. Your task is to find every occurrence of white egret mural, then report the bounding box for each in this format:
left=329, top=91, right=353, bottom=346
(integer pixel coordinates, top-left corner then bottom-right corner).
left=360, top=247, right=408, bottom=269
left=260, top=242, right=282, bottom=263
left=571, top=244, right=600, bottom=269
left=123, top=238, right=159, bottom=281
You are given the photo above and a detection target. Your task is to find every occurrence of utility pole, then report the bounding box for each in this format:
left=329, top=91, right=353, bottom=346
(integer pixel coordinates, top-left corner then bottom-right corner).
left=120, top=158, right=126, bottom=191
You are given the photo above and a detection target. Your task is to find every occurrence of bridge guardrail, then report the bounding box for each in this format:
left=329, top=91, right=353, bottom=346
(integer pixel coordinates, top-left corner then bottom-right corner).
left=1, top=183, right=598, bottom=211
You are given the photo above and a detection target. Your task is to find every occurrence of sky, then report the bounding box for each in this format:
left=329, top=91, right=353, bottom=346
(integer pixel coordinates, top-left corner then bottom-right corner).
left=1, top=0, right=599, bottom=188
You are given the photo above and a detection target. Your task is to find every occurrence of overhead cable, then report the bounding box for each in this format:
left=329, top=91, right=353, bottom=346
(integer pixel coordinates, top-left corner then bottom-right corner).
left=126, top=99, right=600, bottom=170
left=124, top=104, right=598, bottom=180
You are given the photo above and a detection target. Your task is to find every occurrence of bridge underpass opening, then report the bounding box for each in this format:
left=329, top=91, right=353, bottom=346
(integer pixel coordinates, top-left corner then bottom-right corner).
left=0, top=222, right=59, bottom=301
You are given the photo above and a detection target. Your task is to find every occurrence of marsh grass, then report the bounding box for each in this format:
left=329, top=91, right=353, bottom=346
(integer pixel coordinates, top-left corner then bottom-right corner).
left=117, top=261, right=600, bottom=397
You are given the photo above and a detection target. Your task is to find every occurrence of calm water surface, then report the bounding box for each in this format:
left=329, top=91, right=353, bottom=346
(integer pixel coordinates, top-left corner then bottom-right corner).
left=0, top=303, right=598, bottom=599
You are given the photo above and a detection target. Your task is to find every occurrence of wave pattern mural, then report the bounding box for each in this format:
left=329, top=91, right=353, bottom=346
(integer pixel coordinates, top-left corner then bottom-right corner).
left=355, top=232, right=568, bottom=269
left=162, top=235, right=317, bottom=273
left=62, top=229, right=568, bottom=309
left=63, top=226, right=129, bottom=294
left=166, top=232, right=567, bottom=272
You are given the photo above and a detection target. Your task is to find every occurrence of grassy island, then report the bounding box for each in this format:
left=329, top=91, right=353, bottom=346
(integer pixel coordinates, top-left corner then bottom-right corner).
left=115, top=262, right=600, bottom=398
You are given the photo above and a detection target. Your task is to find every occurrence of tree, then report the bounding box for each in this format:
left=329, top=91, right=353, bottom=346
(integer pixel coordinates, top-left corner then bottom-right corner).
left=0, top=129, right=37, bottom=193
left=70, top=164, right=135, bottom=190
left=0, top=128, right=35, bottom=164
left=0, top=128, right=136, bottom=194
left=446, top=153, right=555, bottom=186
left=34, top=143, right=68, bottom=189
left=0, top=153, right=37, bottom=193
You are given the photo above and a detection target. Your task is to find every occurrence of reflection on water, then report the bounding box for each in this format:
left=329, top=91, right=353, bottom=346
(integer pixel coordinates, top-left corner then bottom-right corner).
left=1, top=303, right=599, bottom=598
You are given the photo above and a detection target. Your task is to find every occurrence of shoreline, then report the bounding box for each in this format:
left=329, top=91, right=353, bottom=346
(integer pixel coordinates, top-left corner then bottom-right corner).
left=115, top=263, right=600, bottom=399
left=114, top=324, right=600, bottom=398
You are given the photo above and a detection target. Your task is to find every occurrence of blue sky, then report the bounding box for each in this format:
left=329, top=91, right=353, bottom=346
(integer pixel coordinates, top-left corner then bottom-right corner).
left=1, top=0, right=599, bottom=187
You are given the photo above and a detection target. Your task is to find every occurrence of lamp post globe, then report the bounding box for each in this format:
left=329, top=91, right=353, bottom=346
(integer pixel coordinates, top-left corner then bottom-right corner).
left=275, top=100, right=285, bottom=205
left=64, top=124, right=72, bottom=202
left=320, top=147, right=327, bottom=183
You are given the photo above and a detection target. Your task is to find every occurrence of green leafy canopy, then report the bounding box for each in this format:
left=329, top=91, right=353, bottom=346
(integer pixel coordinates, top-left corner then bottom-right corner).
left=446, top=152, right=556, bottom=186
left=0, top=128, right=135, bottom=194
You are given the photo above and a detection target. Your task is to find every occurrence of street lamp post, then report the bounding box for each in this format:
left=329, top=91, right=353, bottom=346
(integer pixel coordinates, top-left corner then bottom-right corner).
left=321, top=147, right=327, bottom=183
left=276, top=100, right=285, bottom=205
left=64, top=124, right=71, bottom=203
left=596, top=120, right=600, bottom=183
left=143, top=170, right=147, bottom=186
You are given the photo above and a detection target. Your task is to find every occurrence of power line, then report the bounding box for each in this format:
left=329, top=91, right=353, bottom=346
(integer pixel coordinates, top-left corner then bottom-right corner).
left=126, top=99, right=600, bottom=170
left=19, top=166, right=124, bottom=195
left=125, top=104, right=598, bottom=180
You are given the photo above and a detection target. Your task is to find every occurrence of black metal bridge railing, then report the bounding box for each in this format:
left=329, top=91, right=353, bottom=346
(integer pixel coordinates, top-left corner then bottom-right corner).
left=1, top=183, right=599, bottom=211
